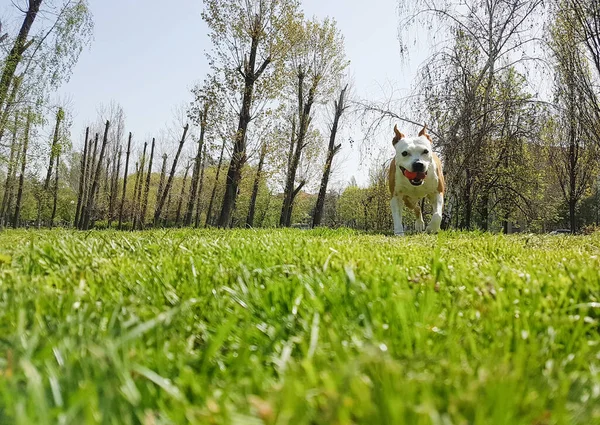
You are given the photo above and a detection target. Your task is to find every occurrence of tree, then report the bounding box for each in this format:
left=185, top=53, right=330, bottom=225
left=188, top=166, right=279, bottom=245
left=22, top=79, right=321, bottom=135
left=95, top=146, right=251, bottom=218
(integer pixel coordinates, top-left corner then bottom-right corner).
left=548, top=4, right=599, bottom=233
left=0, top=0, right=43, bottom=115
left=140, top=138, right=155, bottom=229
left=382, top=0, right=547, bottom=230
left=186, top=82, right=215, bottom=227
left=13, top=108, right=32, bottom=227
left=118, top=132, right=132, bottom=230
left=279, top=17, right=348, bottom=227
left=74, top=127, right=89, bottom=227
left=205, top=138, right=227, bottom=227
left=313, top=84, right=348, bottom=227
left=154, top=125, right=189, bottom=226
left=81, top=120, right=110, bottom=230
left=132, top=141, right=148, bottom=230
left=202, top=0, right=300, bottom=227
left=246, top=141, right=268, bottom=227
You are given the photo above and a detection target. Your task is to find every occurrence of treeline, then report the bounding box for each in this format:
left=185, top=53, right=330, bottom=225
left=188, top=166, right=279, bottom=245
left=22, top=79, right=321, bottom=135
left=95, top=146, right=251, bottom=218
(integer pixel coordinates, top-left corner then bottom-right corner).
left=0, top=0, right=599, bottom=234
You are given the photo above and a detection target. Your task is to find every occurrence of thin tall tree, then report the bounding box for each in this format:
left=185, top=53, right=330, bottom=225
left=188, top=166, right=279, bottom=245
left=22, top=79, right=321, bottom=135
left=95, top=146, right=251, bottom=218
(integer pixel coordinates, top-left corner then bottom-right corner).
left=155, top=153, right=168, bottom=225
left=118, top=132, right=133, bottom=230
left=50, top=151, right=60, bottom=227
left=140, top=138, right=155, bottom=229
left=82, top=120, right=110, bottom=230
left=133, top=141, right=148, bottom=230
left=175, top=163, right=191, bottom=226
left=154, top=125, right=189, bottom=226
left=206, top=138, right=227, bottom=227
left=246, top=141, right=268, bottom=228
left=13, top=108, right=31, bottom=228
left=74, top=127, right=90, bottom=228
left=313, top=84, right=348, bottom=227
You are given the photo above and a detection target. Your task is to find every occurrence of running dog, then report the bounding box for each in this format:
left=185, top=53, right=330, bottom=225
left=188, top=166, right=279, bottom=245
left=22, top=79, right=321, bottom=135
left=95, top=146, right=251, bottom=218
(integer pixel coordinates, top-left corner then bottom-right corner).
left=388, top=124, right=445, bottom=235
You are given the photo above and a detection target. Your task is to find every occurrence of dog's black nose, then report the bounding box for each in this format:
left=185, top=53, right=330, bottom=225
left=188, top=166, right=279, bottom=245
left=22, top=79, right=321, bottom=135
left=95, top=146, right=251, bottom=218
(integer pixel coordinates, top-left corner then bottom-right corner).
left=412, top=161, right=425, bottom=172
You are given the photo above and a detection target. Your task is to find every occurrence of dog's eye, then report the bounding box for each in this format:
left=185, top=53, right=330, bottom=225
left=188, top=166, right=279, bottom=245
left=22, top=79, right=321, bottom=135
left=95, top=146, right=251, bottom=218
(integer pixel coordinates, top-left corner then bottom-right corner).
left=401, top=151, right=408, bottom=157
left=423, top=149, right=429, bottom=155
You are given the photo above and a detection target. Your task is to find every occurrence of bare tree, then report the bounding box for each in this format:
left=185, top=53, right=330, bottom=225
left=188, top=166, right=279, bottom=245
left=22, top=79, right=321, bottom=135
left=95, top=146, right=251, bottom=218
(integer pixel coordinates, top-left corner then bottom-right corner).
left=206, top=138, right=227, bottom=227
left=74, top=127, right=89, bottom=227
left=50, top=151, right=60, bottom=227
left=313, top=84, right=348, bottom=227
left=118, top=132, right=132, bottom=230
left=133, top=141, right=148, bottom=230
left=203, top=0, right=300, bottom=227
left=280, top=17, right=348, bottom=227
left=13, top=108, right=31, bottom=227
left=195, top=144, right=207, bottom=228
left=154, top=125, right=189, bottom=226
left=140, top=138, right=155, bottom=229
left=246, top=141, right=268, bottom=228
left=82, top=120, right=110, bottom=230
left=175, top=163, right=191, bottom=226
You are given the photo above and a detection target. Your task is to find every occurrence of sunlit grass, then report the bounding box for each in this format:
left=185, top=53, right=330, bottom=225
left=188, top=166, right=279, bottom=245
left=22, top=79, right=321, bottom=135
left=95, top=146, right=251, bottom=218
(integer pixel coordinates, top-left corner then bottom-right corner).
left=0, top=228, right=599, bottom=424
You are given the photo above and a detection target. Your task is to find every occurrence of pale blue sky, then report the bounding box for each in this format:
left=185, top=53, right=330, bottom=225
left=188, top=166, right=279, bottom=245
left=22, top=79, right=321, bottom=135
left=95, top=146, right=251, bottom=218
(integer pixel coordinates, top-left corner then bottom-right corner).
left=5, top=0, right=426, bottom=186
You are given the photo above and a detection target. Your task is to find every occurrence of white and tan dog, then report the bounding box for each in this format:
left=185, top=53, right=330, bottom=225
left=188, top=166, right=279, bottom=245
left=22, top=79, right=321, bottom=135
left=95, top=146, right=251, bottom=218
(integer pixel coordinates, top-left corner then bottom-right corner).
left=388, top=124, right=445, bottom=235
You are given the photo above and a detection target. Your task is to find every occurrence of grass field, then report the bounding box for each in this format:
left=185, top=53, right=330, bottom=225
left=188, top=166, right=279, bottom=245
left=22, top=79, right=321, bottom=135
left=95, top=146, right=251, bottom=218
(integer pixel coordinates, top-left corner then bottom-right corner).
left=0, top=229, right=599, bottom=425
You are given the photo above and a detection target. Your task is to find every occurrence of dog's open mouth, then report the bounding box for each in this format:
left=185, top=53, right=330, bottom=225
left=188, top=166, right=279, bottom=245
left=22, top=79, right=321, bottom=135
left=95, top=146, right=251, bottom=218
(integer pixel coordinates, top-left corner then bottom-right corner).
left=401, top=167, right=427, bottom=186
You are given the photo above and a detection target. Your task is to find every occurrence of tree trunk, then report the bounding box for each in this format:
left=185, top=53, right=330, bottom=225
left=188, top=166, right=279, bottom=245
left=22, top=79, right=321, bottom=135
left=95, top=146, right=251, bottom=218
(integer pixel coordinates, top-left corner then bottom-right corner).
left=118, top=132, right=132, bottom=230
left=50, top=151, right=60, bottom=227
left=79, top=133, right=98, bottom=229
left=175, top=164, right=190, bottom=226
left=164, top=190, right=173, bottom=227
left=13, top=108, right=31, bottom=228
left=0, top=75, right=22, bottom=143
left=280, top=73, right=317, bottom=227
left=133, top=141, right=148, bottom=230
left=154, top=125, right=189, bottom=226
left=0, top=112, right=19, bottom=227
left=206, top=138, right=227, bottom=227
left=313, top=85, right=347, bottom=228
left=155, top=153, right=168, bottom=225
left=140, top=138, right=155, bottom=229
left=246, top=142, right=267, bottom=228
left=38, top=108, right=63, bottom=228
left=108, top=146, right=122, bottom=228
left=131, top=162, right=141, bottom=229
left=217, top=30, right=271, bottom=228
left=74, top=127, right=89, bottom=228
left=44, top=108, right=64, bottom=191
left=0, top=0, right=42, bottom=115
left=185, top=106, right=208, bottom=227
left=194, top=145, right=207, bottom=228
left=82, top=120, right=110, bottom=230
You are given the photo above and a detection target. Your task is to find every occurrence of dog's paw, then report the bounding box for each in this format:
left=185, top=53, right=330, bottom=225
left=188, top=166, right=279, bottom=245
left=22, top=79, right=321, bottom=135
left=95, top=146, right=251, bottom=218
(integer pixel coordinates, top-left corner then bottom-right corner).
left=426, top=215, right=442, bottom=233
left=426, top=226, right=440, bottom=234
left=415, top=219, right=425, bottom=232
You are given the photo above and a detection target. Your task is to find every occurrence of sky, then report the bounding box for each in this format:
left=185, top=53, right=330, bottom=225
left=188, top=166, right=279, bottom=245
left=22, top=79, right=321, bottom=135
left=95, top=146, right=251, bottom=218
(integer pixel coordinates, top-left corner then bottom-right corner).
left=3, top=0, right=427, bottom=187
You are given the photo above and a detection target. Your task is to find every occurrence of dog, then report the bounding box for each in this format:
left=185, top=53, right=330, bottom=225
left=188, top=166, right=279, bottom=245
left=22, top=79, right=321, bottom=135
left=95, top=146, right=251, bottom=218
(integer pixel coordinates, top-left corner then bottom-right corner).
left=388, top=124, right=445, bottom=235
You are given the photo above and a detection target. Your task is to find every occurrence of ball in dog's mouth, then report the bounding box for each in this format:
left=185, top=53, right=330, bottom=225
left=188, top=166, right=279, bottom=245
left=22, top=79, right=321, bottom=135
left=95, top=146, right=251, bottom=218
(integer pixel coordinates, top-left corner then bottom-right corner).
left=402, top=168, right=427, bottom=186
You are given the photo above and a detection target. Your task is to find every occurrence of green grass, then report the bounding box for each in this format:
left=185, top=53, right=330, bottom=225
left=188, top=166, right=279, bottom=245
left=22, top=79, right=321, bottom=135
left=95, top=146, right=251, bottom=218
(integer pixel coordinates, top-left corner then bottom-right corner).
left=0, top=229, right=599, bottom=425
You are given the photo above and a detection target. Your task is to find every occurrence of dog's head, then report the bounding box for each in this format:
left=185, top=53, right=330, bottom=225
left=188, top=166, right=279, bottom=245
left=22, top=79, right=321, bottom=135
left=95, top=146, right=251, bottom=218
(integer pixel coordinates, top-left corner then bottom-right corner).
left=392, top=124, right=433, bottom=187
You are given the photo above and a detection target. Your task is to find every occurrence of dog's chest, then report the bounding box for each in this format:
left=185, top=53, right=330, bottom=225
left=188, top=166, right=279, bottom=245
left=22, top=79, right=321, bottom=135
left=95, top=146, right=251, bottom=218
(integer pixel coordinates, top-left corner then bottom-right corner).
left=394, top=171, right=438, bottom=198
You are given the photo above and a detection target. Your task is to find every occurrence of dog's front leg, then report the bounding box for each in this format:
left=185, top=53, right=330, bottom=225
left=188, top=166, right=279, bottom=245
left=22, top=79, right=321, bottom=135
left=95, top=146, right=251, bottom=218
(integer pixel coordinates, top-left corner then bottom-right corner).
left=426, top=192, right=444, bottom=233
left=390, top=195, right=404, bottom=235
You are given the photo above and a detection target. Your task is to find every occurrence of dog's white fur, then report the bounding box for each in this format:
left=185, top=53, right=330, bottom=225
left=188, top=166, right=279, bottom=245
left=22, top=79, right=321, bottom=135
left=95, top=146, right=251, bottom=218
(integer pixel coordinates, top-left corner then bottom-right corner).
left=388, top=125, right=445, bottom=235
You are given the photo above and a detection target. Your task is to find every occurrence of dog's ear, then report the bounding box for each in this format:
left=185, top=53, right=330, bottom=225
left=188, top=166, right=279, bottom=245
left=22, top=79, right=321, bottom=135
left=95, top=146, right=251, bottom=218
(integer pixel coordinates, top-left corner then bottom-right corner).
left=393, top=124, right=405, bottom=146
left=419, top=124, right=432, bottom=143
